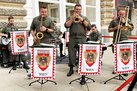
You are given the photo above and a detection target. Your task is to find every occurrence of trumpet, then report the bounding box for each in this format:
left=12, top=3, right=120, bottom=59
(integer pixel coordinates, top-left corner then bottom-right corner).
left=73, top=13, right=80, bottom=23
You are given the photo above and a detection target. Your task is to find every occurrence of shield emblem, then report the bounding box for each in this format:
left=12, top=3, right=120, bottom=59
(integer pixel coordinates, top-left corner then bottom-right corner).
left=36, top=53, right=50, bottom=71
left=120, top=48, right=131, bottom=65
left=15, top=35, right=25, bottom=48
left=84, top=50, right=97, bottom=67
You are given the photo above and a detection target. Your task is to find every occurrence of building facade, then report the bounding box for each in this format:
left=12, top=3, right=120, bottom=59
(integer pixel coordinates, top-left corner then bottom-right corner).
left=0, top=0, right=136, bottom=41
left=25, top=0, right=101, bottom=32
left=0, top=0, right=27, bottom=29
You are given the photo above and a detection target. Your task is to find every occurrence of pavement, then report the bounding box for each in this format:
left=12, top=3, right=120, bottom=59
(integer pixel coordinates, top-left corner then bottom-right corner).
left=0, top=47, right=137, bottom=91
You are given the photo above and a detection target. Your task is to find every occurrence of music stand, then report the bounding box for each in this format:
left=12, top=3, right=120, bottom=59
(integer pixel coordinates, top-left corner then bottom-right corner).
left=9, top=30, right=29, bottom=73
left=104, top=41, right=136, bottom=84
left=29, top=79, right=57, bottom=86
left=9, top=54, right=28, bottom=73
left=29, top=44, right=57, bottom=86
left=69, top=43, right=95, bottom=91
left=104, top=74, right=126, bottom=84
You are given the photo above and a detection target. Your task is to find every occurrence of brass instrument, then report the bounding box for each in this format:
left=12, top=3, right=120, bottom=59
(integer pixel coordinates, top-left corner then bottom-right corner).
left=36, top=17, right=44, bottom=45
left=120, top=6, right=131, bottom=31
left=73, top=13, right=80, bottom=23
left=36, top=31, right=44, bottom=40
left=115, top=6, right=131, bottom=43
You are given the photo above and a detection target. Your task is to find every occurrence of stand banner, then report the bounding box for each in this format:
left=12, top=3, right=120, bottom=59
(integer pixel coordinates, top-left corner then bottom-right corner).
left=78, top=44, right=102, bottom=75
left=31, top=47, right=56, bottom=80
left=114, top=43, right=136, bottom=74
left=11, top=31, right=28, bottom=54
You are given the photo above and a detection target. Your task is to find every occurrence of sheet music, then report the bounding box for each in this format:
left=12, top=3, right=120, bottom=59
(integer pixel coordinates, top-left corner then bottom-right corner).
left=87, top=41, right=100, bottom=44
left=119, top=40, right=136, bottom=43
left=40, top=43, right=55, bottom=47
left=102, top=42, right=112, bottom=47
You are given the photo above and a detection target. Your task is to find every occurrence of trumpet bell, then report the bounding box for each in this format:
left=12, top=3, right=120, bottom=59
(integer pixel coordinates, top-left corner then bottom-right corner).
left=73, top=13, right=80, bottom=23
left=74, top=18, right=80, bottom=23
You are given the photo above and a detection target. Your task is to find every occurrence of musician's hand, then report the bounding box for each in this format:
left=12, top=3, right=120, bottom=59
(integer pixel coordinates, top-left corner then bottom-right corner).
left=4, top=34, right=8, bottom=38
left=40, top=26, right=47, bottom=32
left=115, top=25, right=122, bottom=30
left=70, top=14, right=76, bottom=21
left=33, top=36, right=38, bottom=43
left=78, top=16, right=84, bottom=22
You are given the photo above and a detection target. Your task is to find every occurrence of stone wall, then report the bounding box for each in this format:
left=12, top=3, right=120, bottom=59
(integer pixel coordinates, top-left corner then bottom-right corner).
left=100, top=0, right=114, bottom=42
left=101, top=0, right=114, bottom=27
left=0, top=0, right=27, bottom=29
left=131, top=8, right=137, bottom=36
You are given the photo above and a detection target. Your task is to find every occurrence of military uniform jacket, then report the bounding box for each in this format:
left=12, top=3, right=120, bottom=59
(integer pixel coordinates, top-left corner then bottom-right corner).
left=2, top=24, right=18, bottom=38
left=88, top=30, right=102, bottom=42
left=108, top=17, right=134, bottom=43
left=30, top=16, right=55, bottom=44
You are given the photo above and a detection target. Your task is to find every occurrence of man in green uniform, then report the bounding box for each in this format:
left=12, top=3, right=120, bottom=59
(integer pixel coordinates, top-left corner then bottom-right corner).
left=0, top=16, right=29, bottom=70
left=64, top=4, right=91, bottom=77
left=28, top=6, right=55, bottom=78
left=30, top=6, right=55, bottom=46
left=108, top=9, right=134, bottom=44
left=108, top=9, right=134, bottom=76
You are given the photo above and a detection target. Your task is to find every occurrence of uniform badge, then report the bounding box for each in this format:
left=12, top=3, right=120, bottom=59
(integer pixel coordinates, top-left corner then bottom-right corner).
left=15, top=35, right=25, bottom=47
left=84, top=50, right=97, bottom=67
left=120, top=48, right=131, bottom=65
left=36, top=52, right=51, bottom=71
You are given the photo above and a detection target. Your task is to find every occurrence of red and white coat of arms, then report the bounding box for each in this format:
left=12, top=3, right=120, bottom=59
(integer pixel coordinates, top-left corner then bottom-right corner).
left=31, top=47, right=56, bottom=80
left=11, top=31, right=28, bottom=54
left=114, top=43, right=136, bottom=74
left=79, top=44, right=102, bottom=75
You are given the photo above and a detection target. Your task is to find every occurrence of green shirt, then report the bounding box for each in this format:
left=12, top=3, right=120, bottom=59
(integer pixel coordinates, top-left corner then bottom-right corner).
left=30, top=16, right=55, bottom=44
left=108, top=17, right=134, bottom=43
left=65, top=15, right=91, bottom=39
left=2, top=24, right=18, bottom=38
left=89, top=30, right=102, bottom=42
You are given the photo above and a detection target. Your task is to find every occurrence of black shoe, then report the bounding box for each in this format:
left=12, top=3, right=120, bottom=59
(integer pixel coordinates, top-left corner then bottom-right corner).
left=60, top=54, right=65, bottom=57
left=13, top=65, right=16, bottom=70
left=112, top=71, right=115, bottom=74
left=2, top=64, right=9, bottom=68
left=123, top=74, right=128, bottom=76
left=67, top=68, right=74, bottom=77
left=23, top=63, right=30, bottom=70
left=27, top=74, right=31, bottom=78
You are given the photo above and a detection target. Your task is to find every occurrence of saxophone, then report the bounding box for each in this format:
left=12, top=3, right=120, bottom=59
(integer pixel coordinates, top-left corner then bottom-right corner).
left=36, top=17, right=44, bottom=40
left=35, top=17, right=44, bottom=46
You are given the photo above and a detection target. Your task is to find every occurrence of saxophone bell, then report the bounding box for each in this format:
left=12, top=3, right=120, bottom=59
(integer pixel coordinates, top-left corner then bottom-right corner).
left=36, top=31, right=44, bottom=40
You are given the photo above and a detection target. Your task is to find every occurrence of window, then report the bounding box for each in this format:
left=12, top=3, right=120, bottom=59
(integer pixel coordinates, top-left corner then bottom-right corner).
left=86, top=7, right=96, bottom=22
left=66, top=6, right=74, bottom=18
left=86, top=0, right=96, bottom=22
left=86, top=0, right=96, bottom=6
left=67, top=0, right=80, bottom=3
left=39, top=2, right=60, bottom=22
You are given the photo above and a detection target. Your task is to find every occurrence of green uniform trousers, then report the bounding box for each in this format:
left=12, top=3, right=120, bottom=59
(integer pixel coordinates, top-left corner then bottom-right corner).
left=68, top=37, right=86, bottom=67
